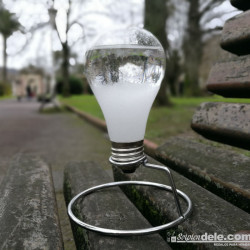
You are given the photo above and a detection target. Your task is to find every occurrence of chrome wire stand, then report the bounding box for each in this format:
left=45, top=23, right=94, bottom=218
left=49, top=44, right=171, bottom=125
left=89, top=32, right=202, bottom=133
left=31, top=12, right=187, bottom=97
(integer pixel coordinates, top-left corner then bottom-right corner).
left=68, top=142, right=192, bottom=236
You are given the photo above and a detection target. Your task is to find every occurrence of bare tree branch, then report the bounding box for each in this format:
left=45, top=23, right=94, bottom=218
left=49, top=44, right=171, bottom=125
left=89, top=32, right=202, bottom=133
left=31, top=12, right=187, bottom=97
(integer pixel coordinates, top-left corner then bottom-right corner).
left=28, top=21, right=50, bottom=33
left=200, top=0, right=224, bottom=17
left=54, top=20, right=63, bottom=45
left=68, top=10, right=110, bottom=30
left=203, top=25, right=223, bottom=34
left=48, top=0, right=63, bottom=45
left=201, top=9, right=238, bottom=26
left=66, top=0, right=72, bottom=35
left=68, top=20, right=84, bottom=30
left=70, top=34, right=86, bottom=47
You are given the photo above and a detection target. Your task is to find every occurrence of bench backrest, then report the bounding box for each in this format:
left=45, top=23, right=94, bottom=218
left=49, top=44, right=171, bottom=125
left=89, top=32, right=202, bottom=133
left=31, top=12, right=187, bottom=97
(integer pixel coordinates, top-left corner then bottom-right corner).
left=191, top=1, right=250, bottom=150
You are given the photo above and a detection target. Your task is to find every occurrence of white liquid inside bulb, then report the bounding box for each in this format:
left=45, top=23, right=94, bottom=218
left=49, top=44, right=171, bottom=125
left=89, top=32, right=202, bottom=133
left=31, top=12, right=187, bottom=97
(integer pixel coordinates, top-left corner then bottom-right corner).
left=91, top=82, right=160, bottom=142
left=86, top=45, right=165, bottom=143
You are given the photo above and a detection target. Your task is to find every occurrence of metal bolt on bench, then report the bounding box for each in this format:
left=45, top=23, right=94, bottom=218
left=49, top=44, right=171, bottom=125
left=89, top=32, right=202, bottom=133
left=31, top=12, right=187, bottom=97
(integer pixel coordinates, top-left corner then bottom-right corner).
left=68, top=27, right=192, bottom=236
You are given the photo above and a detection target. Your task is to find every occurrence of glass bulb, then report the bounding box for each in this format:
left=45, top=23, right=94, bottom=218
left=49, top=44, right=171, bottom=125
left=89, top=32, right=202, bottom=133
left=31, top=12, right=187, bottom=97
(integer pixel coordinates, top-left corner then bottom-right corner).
left=85, top=27, right=166, bottom=144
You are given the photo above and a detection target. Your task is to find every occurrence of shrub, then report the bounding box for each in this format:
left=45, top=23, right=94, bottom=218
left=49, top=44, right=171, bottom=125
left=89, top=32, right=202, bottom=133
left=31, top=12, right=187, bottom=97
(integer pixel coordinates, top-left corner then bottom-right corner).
left=0, top=82, right=11, bottom=96
left=56, top=76, right=83, bottom=95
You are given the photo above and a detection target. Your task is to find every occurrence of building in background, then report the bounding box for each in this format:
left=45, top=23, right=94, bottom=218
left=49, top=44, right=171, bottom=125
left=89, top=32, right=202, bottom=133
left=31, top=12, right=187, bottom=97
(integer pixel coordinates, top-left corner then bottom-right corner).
left=12, top=65, right=47, bottom=98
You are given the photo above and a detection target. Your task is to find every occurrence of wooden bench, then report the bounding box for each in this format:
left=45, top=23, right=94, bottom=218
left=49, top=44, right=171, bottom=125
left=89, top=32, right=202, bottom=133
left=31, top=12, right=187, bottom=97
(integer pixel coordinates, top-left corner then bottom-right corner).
left=230, top=0, right=250, bottom=11
left=112, top=1, right=250, bottom=248
left=155, top=0, right=250, bottom=211
left=154, top=1, right=249, bottom=213
left=113, top=157, right=250, bottom=249
left=155, top=136, right=250, bottom=213
left=206, top=55, right=250, bottom=97
left=39, top=90, right=60, bottom=112
left=0, top=154, right=63, bottom=249
left=62, top=3, right=250, bottom=248
left=5, top=3, right=250, bottom=248
left=64, top=161, right=171, bottom=249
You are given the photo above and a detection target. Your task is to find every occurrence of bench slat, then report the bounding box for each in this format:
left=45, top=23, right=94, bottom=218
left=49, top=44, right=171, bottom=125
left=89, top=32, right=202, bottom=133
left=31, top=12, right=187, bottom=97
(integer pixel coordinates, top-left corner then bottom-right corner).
left=113, top=158, right=250, bottom=250
left=221, top=11, right=250, bottom=55
left=191, top=102, right=250, bottom=149
left=64, top=161, right=171, bottom=250
left=0, top=154, right=63, bottom=250
left=155, top=136, right=250, bottom=213
left=230, top=0, right=250, bottom=11
left=206, top=55, right=250, bottom=98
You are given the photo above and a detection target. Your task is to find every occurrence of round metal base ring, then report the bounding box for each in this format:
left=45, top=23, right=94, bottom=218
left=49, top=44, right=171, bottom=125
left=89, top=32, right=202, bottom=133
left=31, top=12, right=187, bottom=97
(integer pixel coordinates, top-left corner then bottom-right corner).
left=68, top=181, right=192, bottom=236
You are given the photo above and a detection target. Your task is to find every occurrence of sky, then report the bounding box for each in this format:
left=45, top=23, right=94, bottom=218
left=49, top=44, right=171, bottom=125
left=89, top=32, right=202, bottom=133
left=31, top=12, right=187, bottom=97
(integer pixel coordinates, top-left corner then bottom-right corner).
left=167, top=0, right=238, bottom=50
left=0, top=0, right=143, bottom=71
left=0, top=0, right=238, bottom=71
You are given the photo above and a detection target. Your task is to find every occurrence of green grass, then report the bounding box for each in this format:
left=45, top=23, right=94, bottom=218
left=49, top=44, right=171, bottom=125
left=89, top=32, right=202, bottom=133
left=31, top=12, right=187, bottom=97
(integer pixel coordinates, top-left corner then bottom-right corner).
left=60, top=95, right=104, bottom=119
left=171, top=96, right=250, bottom=106
left=147, top=96, right=250, bottom=144
left=0, top=95, right=12, bottom=100
left=60, top=94, right=250, bottom=147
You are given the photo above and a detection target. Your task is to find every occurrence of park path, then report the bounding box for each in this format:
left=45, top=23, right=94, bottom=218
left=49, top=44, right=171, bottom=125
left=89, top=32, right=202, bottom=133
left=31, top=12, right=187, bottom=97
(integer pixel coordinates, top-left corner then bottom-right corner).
left=0, top=98, right=111, bottom=249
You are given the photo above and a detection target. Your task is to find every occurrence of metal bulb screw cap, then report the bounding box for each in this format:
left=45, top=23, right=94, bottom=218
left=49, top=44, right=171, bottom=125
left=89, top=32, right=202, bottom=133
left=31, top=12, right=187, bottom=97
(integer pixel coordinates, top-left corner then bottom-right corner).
left=109, top=141, right=146, bottom=173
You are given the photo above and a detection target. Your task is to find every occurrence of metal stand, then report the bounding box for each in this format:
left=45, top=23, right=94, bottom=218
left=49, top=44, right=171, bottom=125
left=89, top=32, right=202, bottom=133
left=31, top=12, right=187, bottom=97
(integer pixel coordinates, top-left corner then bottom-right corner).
left=68, top=156, right=192, bottom=236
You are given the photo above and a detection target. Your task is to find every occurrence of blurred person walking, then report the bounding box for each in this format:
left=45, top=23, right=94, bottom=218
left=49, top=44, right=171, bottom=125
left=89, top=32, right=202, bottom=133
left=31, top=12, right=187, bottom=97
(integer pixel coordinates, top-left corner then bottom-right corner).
left=26, top=85, right=32, bottom=100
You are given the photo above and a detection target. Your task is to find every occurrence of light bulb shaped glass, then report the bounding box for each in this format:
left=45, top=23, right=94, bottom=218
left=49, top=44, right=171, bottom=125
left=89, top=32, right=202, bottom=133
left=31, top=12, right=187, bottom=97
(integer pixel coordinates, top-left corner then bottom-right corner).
left=85, top=27, right=166, bottom=144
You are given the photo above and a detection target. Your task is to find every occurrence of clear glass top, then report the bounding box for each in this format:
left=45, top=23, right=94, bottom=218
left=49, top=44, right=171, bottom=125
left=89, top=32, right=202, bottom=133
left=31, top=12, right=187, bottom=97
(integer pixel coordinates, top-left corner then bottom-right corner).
left=85, top=27, right=166, bottom=87
left=92, top=26, right=165, bottom=48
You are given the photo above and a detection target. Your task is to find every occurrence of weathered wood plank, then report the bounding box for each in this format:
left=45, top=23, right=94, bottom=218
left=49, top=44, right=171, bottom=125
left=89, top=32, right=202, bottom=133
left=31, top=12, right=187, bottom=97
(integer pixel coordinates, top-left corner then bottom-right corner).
left=113, top=157, right=250, bottom=250
left=64, top=161, right=171, bottom=250
left=155, top=136, right=250, bottom=213
left=191, top=102, right=250, bottom=149
left=206, top=55, right=250, bottom=98
left=0, top=154, right=63, bottom=250
left=221, top=11, right=250, bottom=55
left=230, top=0, right=250, bottom=11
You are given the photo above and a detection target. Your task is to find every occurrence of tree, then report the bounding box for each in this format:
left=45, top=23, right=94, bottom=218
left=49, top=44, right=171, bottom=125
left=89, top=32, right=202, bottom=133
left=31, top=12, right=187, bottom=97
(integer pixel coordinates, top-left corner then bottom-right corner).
left=2, top=0, right=143, bottom=96
left=183, top=0, right=226, bottom=96
left=0, top=6, right=20, bottom=82
left=16, top=0, right=83, bottom=97
left=144, top=0, right=171, bottom=106
left=166, top=49, right=182, bottom=96
left=48, top=0, right=140, bottom=97
left=49, top=1, right=71, bottom=97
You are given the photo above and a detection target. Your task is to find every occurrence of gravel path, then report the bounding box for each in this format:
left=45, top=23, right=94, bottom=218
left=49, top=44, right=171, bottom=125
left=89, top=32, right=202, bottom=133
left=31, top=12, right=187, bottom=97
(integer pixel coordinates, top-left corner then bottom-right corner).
left=0, top=98, right=111, bottom=249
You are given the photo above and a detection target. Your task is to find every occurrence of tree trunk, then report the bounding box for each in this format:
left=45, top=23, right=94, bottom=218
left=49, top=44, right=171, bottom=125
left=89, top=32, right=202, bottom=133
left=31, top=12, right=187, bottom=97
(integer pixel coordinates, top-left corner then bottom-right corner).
left=183, top=0, right=203, bottom=96
left=166, top=50, right=181, bottom=96
left=2, top=36, right=7, bottom=83
left=169, top=80, right=177, bottom=96
left=157, top=74, right=169, bottom=105
left=62, top=42, right=70, bottom=97
left=144, top=0, right=171, bottom=106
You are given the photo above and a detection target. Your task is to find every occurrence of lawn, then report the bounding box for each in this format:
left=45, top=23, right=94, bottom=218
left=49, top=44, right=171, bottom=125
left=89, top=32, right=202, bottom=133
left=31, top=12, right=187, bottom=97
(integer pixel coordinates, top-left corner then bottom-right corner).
left=60, top=94, right=250, bottom=146
left=0, top=95, right=12, bottom=100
